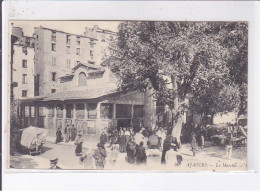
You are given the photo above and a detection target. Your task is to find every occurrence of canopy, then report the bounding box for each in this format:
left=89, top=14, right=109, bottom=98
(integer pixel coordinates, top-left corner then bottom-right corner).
left=20, top=126, right=49, bottom=149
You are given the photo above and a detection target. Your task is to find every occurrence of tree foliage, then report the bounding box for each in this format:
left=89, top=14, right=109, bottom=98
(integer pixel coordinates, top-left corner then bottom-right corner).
left=104, top=21, right=247, bottom=123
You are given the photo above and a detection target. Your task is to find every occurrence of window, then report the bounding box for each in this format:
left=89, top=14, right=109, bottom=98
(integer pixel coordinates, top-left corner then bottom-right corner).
left=78, top=72, right=87, bottom=86
left=51, top=72, right=56, bottom=81
left=22, top=74, right=27, bottom=84
left=66, top=46, right=70, bottom=54
left=25, top=106, right=30, bottom=117
left=66, top=59, right=71, bottom=68
left=22, top=60, right=27, bottom=68
left=66, top=35, right=70, bottom=44
left=116, top=104, right=132, bottom=119
left=51, top=89, right=56, bottom=93
left=38, top=107, right=46, bottom=117
left=90, top=50, right=93, bottom=56
left=76, top=103, right=85, bottom=119
left=87, top=103, right=97, bottom=119
left=22, top=47, right=28, bottom=55
left=100, top=103, right=113, bottom=119
left=47, top=105, right=54, bottom=117
left=51, top=43, right=56, bottom=51
left=133, top=105, right=144, bottom=118
left=57, top=104, right=64, bottom=118
left=66, top=104, right=73, bottom=118
left=76, top=48, right=80, bottom=55
left=51, top=31, right=56, bottom=41
left=22, top=90, right=27, bottom=97
left=52, top=57, right=56, bottom=66
left=31, top=106, right=35, bottom=118
left=77, top=36, right=80, bottom=45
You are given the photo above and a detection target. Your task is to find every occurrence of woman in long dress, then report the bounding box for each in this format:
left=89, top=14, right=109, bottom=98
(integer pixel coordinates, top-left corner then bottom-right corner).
left=119, top=134, right=127, bottom=153
left=55, top=128, right=62, bottom=144
left=75, top=134, right=84, bottom=156
left=126, top=137, right=136, bottom=164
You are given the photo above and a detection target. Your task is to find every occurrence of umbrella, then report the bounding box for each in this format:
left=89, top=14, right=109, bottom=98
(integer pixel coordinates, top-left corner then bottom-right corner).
left=20, top=126, right=49, bottom=149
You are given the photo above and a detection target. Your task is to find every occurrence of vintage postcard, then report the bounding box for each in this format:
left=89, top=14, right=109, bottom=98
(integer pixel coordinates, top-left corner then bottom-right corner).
left=8, top=20, right=248, bottom=171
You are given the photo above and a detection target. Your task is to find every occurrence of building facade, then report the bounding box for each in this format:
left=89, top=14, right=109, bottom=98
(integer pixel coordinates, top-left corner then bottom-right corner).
left=33, top=26, right=99, bottom=96
left=11, top=27, right=35, bottom=98
left=14, top=25, right=155, bottom=143
left=18, top=64, right=147, bottom=143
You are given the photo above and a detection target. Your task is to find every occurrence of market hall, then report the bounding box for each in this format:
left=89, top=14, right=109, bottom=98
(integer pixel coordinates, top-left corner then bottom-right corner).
left=17, top=63, right=154, bottom=143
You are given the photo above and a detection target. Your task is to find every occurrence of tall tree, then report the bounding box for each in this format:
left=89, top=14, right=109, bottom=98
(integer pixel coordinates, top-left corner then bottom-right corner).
left=104, top=21, right=245, bottom=140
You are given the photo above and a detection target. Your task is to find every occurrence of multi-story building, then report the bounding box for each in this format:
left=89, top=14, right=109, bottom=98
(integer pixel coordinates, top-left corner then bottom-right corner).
left=11, top=27, right=35, bottom=98
left=33, top=26, right=99, bottom=96
left=16, top=25, right=156, bottom=143
left=84, top=25, right=118, bottom=65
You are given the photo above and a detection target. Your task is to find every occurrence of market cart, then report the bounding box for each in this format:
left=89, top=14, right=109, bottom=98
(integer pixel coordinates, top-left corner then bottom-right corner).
left=17, top=126, right=49, bottom=155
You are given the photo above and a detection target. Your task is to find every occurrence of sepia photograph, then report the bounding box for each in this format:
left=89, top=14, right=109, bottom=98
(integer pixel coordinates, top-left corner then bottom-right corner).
left=8, top=20, right=248, bottom=171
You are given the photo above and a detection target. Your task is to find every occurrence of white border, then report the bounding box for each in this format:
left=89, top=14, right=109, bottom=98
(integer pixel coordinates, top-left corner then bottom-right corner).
left=2, top=1, right=260, bottom=190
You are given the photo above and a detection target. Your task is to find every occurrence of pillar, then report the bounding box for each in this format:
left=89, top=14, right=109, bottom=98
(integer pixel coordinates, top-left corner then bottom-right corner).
left=131, top=104, right=134, bottom=127
left=73, top=103, right=76, bottom=125
left=85, top=102, right=88, bottom=119
left=113, top=103, right=116, bottom=119
left=28, top=105, right=31, bottom=126
left=63, top=103, right=66, bottom=126
left=53, top=104, right=57, bottom=131
left=35, top=104, right=39, bottom=127
left=96, top=102, right=101, bottom=119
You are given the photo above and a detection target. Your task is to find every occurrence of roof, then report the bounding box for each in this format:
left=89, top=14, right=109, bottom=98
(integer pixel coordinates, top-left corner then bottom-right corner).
left=72, top=62, right=103, bottom=71
left=20, top=87, right=119, bottom=102
left=37, top=26, right=98, bottom=41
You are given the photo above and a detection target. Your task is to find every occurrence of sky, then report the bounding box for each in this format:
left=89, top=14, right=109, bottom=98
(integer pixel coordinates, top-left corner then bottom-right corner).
left=10, top=21, right=120, bottom=37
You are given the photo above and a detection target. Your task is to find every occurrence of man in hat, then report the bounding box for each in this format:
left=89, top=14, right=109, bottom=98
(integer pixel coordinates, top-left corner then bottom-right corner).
left=49, top=158, right=61, bottom=169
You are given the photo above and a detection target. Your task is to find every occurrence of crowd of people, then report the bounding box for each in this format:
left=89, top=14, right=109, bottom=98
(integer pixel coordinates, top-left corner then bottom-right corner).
left=51, top=122, right=244, bottom=169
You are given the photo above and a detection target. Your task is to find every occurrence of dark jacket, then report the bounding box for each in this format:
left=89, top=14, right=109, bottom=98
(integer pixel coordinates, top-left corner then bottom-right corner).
left=100, top=133, right=108, bottom=144
left=135, top=146, right=147, bottom=164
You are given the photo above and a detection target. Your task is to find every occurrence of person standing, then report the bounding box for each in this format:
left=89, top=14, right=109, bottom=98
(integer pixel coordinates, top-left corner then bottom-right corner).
left=81, top=149, right=95, bottom=169
left=55, top=128, right=62, bottom=144
left=100, top=130, right=108, bottom=146
left=64, top=124, right=69, bottom=143
left=70, top=124, right=77, bottom=141
left=75, top=134, right=84, bottom=156
left=118, top=132, right=127, bottom=153
left=135, top=142, right=147, bottom=165
left=93, top=143, right=107, bottom=169
left=191, top=134, right=197, bottom=156
left=225, top=134, right=233, bottom=160
left=129, top=127, right=135, bottom=137
left=126, top=137, right=136, bottom=164
left=110, top=144, right=119, bottom=166
left=200, top=133, right=205, bottom=149
left=161, top=135, right=175, bottom=164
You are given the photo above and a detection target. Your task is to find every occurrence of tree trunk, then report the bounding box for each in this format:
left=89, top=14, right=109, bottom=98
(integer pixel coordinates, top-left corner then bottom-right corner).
left=210, top=113, right=214, bottom=125
left=171, top=76, right=183, bottom=144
